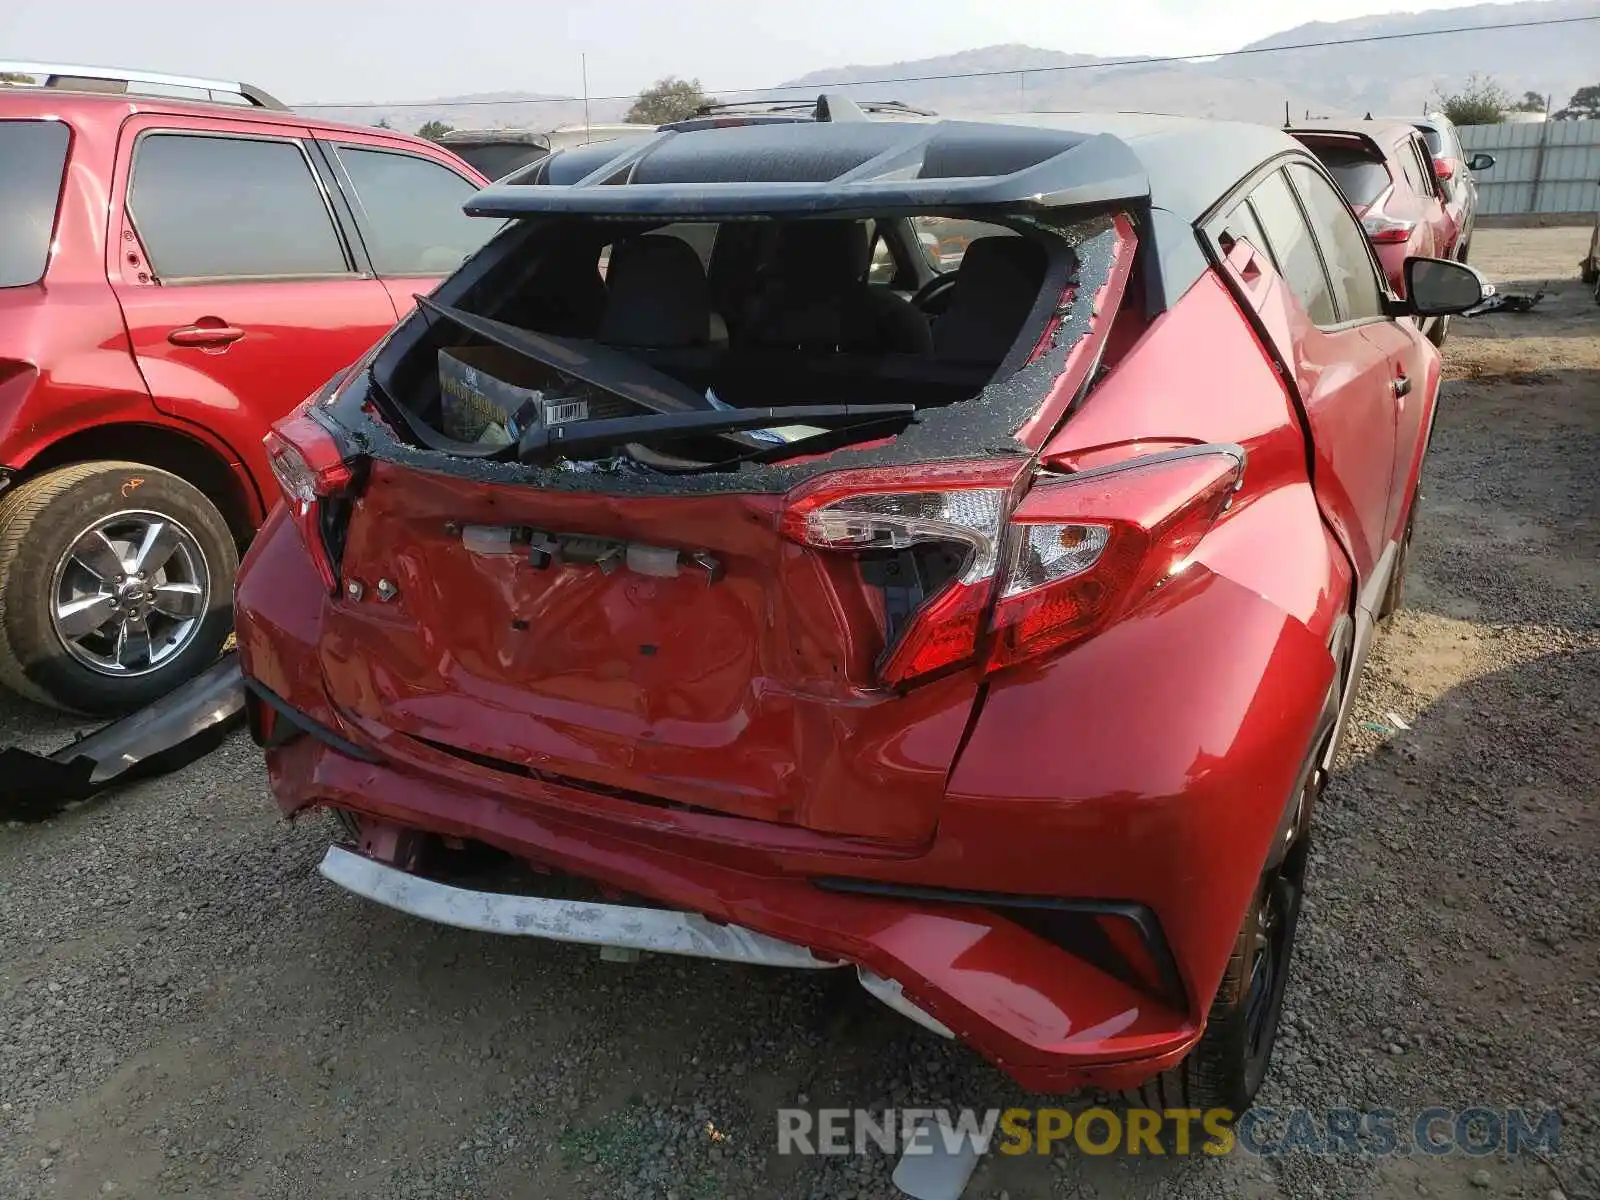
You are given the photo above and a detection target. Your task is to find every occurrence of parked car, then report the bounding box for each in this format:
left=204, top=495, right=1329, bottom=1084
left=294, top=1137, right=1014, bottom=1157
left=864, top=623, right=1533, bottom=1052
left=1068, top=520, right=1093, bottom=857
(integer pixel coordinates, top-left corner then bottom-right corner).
left=236, top=113, right=1485, bottom=1111
left=1412, top=112, right=1496, bottom=258
left=1289, top=121, right=1462, bottom=342
left=0, top=61, right=493, bottom=713
left=437, top=123, right=650, bottom=181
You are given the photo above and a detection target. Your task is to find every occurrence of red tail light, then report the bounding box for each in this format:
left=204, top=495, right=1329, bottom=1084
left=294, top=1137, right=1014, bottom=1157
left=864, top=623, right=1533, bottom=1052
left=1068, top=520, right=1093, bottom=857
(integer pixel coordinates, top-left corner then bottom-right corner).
left=780, top=447, right=1243, bottom=687
left=1431, top=156, right=1454, bottom=183
left=988, top=448, right=1243, bottom=670
left=264, top=406, right=357, bottom=592
left=1361, top=212, right=1417, bottom=245
left=780, top=461, right=1016, bottom=687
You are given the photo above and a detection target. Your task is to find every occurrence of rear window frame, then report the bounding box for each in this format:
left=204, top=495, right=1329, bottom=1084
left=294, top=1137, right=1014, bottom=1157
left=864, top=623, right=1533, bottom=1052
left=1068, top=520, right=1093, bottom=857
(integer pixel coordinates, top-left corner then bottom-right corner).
left=125, top=127, right=358, bottom=285
left=0, top=117, right=73, bottom=288
left=1305, top=147, right=1394, bottom=209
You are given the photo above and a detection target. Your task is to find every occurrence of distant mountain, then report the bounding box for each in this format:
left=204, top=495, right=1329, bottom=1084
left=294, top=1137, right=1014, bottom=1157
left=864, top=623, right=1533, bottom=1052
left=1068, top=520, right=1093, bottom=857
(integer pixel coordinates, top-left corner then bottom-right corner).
left=304, top=0, right=1595, bottom=135
left=302, top=92, right=619, bottom=134
left=775, top=0, right=1593, bottom=124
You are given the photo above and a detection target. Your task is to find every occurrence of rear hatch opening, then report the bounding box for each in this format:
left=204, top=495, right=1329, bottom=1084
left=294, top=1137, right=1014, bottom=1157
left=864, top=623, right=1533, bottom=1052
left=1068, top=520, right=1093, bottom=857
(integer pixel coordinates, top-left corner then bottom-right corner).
left=358, top=209, right=1113, bottom=485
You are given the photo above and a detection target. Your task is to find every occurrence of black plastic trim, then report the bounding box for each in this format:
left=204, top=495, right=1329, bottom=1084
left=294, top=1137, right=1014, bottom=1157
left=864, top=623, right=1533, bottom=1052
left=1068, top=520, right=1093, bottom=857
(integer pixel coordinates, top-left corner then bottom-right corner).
left=243, top=678, right=382, bottom=764
left=812, top=876, right=1187, bottom=1009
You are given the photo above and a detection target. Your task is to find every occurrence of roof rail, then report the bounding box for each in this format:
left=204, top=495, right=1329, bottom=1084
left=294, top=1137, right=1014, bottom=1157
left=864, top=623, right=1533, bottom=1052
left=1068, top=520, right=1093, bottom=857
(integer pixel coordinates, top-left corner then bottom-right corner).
left=0, top=61, right=287, bottom=110
left=691, top=95, right=937, bottom=121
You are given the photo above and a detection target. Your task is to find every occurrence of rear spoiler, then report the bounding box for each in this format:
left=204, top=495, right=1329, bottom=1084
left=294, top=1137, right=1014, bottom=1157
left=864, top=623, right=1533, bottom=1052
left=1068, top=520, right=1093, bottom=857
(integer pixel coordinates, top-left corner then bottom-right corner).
left=465, top=123, right=1150, bottom=220
left=1284, top=128, right=1388, bottom=159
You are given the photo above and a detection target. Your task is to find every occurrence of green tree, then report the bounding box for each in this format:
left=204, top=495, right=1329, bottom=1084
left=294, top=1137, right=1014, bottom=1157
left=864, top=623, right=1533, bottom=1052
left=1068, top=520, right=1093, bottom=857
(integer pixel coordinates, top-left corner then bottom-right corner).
left=416, top=120, right=455, bottom=141
left=1509, top=90, right=1547, bottom=113
left=374, top=117, right=393, bottom=130
left=1429, top=74, right=1511, bottom=126
left=0, top=71, right=34, bottom=84
left=1553, top=84, right=1600, bottom=121
left=625, top=77, right=713, bottom=124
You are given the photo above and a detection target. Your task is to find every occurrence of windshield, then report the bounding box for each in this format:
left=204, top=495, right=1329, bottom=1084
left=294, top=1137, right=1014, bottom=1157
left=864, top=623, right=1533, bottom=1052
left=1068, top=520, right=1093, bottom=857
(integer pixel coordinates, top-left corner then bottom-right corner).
left=913, top=216, right=1015, bottom=272
left=0, top=120, right=71, bottom=287
left=1308, top=147, right=1392, bottom=208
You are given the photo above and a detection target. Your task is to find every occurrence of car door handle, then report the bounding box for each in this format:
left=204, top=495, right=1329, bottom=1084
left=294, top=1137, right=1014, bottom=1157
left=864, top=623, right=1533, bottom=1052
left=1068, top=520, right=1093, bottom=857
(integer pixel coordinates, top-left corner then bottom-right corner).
left=168, top=323, right=245, bottom=348
left=1392, top=374, right=1412, bottom=398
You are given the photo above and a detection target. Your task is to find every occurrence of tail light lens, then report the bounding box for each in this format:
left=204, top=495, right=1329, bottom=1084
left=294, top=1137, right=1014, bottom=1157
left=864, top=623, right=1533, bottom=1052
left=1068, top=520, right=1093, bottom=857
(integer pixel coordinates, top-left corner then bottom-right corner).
left=781, top=465, right=1012, bottom=686
left=264, top=406, right=358, bottom=592
left=781, top=447, right=1243, bottom=687
left=988, top=448, right=1243, bottom=670
left=1361, top=212, right=1417, bottom=245
left=1431, top=156, right=1454, bottom=182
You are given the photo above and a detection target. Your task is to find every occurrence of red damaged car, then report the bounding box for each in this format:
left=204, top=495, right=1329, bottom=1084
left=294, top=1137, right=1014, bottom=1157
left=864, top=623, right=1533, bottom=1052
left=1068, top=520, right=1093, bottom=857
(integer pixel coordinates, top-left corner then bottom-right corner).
left=237, top=110, right=1486, bottom=1110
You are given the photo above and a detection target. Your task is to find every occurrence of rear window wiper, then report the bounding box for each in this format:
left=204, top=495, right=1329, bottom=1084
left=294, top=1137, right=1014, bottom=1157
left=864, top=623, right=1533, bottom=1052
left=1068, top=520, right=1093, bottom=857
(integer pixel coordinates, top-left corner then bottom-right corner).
left=517, top=404, right=916, bottom=464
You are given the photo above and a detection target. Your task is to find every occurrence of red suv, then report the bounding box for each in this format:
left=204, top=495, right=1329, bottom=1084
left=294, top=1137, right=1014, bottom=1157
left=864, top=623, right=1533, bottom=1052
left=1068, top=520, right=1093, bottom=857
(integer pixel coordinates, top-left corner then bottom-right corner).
left=0, top=63, right=490, bottom=712
left=1289, top=122, right=1461, bottom=342
left=236, top=115, right=1485, bottom=1110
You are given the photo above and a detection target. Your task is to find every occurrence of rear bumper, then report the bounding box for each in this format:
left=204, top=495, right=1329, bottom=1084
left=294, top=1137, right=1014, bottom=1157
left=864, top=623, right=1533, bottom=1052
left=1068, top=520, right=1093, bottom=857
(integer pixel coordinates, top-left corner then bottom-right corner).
left=318, top=844, right=956, bottom=1037
left=265, top=726, right=1198, bottom=1093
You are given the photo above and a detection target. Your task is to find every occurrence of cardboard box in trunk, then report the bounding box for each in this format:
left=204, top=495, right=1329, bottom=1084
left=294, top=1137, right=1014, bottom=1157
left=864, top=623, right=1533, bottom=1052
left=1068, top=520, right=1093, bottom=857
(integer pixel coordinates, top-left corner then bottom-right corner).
left=438, top=345, right=590, bottom=445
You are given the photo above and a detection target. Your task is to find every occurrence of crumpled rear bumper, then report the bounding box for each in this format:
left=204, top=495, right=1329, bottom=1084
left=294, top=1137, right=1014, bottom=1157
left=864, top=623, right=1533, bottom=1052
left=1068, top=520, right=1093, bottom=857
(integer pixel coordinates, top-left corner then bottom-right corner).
left=266, top=728, right=1200, bottom=1094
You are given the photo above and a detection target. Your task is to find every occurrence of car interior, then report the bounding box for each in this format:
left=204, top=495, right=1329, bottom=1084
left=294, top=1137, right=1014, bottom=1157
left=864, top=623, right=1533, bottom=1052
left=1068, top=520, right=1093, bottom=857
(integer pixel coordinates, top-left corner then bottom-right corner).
left=388, top=212, right=1069, bottom=461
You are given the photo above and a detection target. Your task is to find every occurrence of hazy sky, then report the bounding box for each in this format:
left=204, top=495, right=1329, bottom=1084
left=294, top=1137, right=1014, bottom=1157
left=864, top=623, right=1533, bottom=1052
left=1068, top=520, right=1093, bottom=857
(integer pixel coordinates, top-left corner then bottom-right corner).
left=4, top=0, right=1530, bottom=105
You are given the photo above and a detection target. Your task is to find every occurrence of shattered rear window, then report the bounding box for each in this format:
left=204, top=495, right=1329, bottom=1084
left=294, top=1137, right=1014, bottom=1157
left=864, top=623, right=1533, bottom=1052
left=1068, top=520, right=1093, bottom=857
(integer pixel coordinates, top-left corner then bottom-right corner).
left=351, top=211, right=1124, bottom=493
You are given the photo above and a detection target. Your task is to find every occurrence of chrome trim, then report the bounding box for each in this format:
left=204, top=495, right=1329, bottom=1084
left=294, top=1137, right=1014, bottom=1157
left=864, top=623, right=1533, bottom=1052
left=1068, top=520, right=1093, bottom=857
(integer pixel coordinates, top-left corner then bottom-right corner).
left=318, top=846, right=841, bottom=970
left=0, top=61, right=284, bottom=109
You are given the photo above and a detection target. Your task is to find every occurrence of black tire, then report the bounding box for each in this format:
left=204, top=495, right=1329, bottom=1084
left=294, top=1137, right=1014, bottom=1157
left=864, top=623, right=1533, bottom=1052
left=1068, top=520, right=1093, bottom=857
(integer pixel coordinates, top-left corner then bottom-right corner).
left=0, top=462, right=237, bottom=715
left=1129, top=841, right=1306, bottom=1116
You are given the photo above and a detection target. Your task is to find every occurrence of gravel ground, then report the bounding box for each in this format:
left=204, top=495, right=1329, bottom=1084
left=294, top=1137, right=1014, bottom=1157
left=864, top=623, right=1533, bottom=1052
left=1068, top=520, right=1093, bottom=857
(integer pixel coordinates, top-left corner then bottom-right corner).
left=2, top=225, right=1596, bottom=1200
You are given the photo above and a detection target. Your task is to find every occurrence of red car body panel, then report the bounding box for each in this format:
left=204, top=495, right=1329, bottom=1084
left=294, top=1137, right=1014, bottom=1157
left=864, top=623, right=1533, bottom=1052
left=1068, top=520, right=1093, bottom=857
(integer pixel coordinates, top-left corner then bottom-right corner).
left=319, top=464, right=988, bottom=845
left=0, top=90, right=486, bottom=525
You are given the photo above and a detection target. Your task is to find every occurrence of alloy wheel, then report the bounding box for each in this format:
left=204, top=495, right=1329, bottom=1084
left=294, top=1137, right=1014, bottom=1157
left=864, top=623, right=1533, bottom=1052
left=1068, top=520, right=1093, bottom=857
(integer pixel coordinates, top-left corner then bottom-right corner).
left=49, top=510, right=211, bottom=677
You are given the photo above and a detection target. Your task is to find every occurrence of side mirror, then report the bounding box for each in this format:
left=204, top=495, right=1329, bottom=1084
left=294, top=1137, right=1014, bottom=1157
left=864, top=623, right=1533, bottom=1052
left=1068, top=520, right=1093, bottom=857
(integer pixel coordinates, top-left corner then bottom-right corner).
left=1403, top=257, right=1489, bottom=317
left=1432, top=156, right=1455, bottom=182
left=1468, top=152, right=1495, bottom=172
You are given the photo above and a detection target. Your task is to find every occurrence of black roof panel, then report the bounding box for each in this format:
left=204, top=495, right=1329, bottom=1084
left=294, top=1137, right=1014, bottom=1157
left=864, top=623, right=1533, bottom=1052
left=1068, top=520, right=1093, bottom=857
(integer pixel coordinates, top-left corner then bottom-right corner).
left=469, top=112, right=1306, bottom=227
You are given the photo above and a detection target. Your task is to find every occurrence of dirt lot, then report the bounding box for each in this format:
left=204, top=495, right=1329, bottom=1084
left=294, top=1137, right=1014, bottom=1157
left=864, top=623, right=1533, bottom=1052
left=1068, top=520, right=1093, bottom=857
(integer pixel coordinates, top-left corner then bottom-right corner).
left=2, top=226, right=1596, bottom=1200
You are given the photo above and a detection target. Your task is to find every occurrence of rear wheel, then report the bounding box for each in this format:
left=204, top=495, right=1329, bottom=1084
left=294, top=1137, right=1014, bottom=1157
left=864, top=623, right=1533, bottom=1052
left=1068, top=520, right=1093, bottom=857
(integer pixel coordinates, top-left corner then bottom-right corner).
left=0, top=463, right=237, bottom=714
left=1130, top=771, right=1313, bottom=1116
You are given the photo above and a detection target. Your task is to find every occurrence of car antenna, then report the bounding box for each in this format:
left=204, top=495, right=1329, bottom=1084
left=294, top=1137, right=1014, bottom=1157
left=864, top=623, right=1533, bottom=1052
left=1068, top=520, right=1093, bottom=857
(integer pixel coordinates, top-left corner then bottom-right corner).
left=1283, top=100, right=1291, bottom=129
left=815, top=93, right=870, bottom=123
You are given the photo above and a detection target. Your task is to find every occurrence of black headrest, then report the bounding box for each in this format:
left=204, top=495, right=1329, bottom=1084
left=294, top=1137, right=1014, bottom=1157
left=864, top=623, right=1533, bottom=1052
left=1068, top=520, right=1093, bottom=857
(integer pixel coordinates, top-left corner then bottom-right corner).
left=771, top=220, right=872, bottom=293
left=932, top=236, right=1050, bottom=365
left=600, top=236, right=712, bottom=348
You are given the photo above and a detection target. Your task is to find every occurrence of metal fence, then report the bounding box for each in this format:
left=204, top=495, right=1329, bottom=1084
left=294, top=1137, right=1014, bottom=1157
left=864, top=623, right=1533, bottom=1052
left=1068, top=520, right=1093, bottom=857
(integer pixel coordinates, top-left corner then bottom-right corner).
left=1457, top=119, right=1600, bottom=216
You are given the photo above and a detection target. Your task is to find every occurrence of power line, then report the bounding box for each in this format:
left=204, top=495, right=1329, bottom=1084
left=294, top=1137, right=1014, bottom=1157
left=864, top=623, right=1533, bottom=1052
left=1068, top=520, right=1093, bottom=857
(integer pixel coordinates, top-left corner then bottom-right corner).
left=296, top=14, right=1598, bottom=111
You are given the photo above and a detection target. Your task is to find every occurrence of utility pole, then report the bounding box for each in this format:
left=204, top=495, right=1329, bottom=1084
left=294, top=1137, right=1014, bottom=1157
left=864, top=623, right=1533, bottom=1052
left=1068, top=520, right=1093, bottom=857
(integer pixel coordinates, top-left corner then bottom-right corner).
left=582, top=54, right=591, bottom=140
